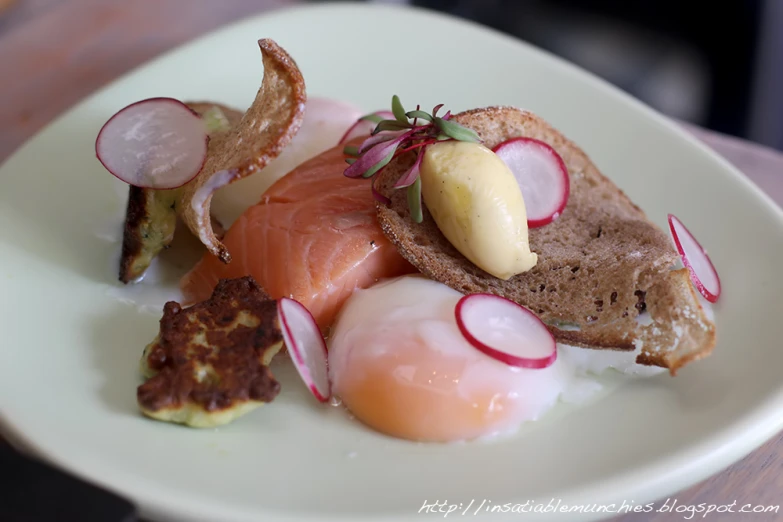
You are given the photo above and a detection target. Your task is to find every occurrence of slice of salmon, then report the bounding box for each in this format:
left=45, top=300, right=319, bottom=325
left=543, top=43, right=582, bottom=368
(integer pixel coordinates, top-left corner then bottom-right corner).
left=180, top=142, right=415, bottom=329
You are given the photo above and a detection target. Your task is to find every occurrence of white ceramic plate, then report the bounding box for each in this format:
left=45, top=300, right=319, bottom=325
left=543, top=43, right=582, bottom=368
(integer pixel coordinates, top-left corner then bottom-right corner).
left=2, top=3, right=782, bottom=522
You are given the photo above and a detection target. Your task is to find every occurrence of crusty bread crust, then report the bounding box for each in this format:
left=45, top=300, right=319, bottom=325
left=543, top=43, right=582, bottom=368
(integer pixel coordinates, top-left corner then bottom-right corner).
left=375, top=107, right=715, bottom=373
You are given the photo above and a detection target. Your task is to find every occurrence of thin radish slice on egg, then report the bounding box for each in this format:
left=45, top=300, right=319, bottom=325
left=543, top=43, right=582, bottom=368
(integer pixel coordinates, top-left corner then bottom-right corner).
left=96, top=97, right=208, bottom=189
left=338, top=110, right=395, bottom=144
left=277, top=297, right=331, bottom=402
left=492, top=137, right=570, bottom=228
left=668, top=214, right=721, bottom=303
left=455, top=294, right=557, bottom=369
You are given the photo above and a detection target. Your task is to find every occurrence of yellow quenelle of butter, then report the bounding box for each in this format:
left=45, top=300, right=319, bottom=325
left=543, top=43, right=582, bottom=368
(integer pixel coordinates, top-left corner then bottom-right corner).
left=419, top=141, right=537, bottom=279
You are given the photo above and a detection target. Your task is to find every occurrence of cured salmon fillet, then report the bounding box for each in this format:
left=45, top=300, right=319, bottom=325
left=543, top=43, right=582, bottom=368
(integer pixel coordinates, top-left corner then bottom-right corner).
left=180, top=142, right=415, bottom=329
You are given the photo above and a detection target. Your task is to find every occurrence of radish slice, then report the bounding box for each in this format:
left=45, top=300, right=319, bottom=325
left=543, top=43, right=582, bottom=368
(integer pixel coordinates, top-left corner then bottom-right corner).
left=668, top=214, right=721, bottom=302
left=455, top=294, right=557, bottom=369
left=493, top=137, right=570, bottom=228
left=277, top=297, right=331, bottom=402
left=96, top=97, right=208, bottom=189
left=338, top=110, right=395, bottom=144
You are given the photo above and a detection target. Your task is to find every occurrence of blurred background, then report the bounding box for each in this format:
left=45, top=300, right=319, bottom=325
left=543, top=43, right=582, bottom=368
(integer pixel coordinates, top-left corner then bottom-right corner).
left=379, top=0, right=783, bottom=151
left=0, top=0, right=781, bottom=151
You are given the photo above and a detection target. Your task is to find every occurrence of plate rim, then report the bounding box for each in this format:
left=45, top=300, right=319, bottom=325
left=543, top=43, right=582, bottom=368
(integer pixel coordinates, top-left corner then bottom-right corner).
left=2, top=3, right=783, bottom=522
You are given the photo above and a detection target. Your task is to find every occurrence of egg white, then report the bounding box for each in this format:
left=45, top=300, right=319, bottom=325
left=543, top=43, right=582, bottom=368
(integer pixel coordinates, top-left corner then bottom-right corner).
left=328, top=275, right=663, bottom=441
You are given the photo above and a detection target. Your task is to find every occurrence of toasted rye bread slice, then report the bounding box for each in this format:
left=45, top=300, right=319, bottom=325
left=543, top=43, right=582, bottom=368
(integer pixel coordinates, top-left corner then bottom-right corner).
left=375, top=107, right=715, bottom=374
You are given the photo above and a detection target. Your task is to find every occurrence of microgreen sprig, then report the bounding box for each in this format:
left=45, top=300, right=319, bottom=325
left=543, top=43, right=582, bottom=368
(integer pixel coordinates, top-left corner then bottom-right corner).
left=343, top=95, right=481, bottom=223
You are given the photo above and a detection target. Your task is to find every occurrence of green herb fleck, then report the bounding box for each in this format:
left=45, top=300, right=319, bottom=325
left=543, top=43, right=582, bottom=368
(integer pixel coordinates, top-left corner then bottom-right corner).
left=434, top=117, right=480, bottom=142
left=360, top=113, right=385, bottom=124
left=202, top=106, right=231, bottom=133
left=407, top=176, right=423, bottom=223
left=363, top=148, right=396, bottom=178
left=391, top=95, right=408, bottom=124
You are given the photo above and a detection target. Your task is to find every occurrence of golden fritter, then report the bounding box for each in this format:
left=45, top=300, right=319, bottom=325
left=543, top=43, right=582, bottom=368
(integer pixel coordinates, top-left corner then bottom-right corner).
left=137, top=277, right=283, bottom=427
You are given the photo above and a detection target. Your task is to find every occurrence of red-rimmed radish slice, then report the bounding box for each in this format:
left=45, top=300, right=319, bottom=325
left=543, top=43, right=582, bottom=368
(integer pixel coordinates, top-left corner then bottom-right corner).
left=668, top=214, right=721, bottom=302
left=455, top=294, right=557, bottom=369
left=277, top=297, right=331, bottom=402
left=493, top=137, right=570, bottom=228
left=338, top=110, right=395, bottom=144
left=96, top=97, right=208, bottom=189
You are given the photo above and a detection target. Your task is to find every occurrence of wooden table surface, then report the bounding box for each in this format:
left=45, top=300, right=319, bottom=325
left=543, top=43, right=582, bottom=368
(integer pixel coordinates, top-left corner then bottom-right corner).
left=2, top=1, right=783, bottom=521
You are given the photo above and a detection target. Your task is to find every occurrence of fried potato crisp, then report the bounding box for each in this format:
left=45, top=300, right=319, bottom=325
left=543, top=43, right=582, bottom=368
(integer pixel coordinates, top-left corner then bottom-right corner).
left=118, top=39, right=306, bottom=282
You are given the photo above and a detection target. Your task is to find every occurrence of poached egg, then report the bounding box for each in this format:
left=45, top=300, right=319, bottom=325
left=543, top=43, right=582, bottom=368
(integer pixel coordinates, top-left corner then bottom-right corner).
left=328, top=275, right=664, bottom=442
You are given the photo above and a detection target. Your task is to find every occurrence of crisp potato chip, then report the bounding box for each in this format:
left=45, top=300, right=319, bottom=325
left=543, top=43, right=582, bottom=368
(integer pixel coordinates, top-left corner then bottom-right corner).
left=118, top=103, right=243, bottom=283
left=118, top=39, right=306, bottom=282
left=179, top=38, right=307, bottom=263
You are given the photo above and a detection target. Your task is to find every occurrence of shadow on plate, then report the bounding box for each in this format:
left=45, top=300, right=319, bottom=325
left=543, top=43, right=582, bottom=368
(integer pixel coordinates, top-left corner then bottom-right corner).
left=86, top=301, right=159, bottom=417
left=0, top=115, right=126, bottom=283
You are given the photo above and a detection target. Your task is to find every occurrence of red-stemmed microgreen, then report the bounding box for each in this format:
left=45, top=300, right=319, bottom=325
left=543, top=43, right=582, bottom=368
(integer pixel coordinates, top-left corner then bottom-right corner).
left=343, top=145, right=360, bottom=157
left=343, top=95, right=481, bottom=223
left=393, top=150, right=423, bottom=189
left=371, top=176, right=391, bottom=205
left=406, top=176, right=423, bottom=223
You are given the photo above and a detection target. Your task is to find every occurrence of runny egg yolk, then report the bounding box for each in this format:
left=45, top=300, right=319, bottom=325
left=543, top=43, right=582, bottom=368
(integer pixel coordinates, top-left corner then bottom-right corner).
left=334, top=337, right=518, bottom=441
left=328, top=276, right=568, bottom=442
